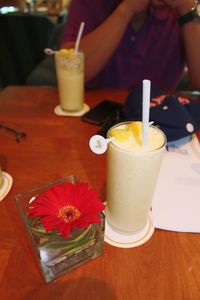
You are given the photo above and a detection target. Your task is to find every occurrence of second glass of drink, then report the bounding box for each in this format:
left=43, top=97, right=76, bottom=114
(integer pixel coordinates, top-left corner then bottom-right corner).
left=55, top=49, right=84, bottom=112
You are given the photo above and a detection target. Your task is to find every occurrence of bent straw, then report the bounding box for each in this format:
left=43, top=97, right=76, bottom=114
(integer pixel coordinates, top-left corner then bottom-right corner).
left=142, top=79, right=151, bottom=147
left=75, top=22, right=85, bottom=55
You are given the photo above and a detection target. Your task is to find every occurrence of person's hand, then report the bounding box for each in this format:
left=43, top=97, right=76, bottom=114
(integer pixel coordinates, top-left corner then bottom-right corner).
left=159, top=0, right=195, bottom=15
left=121, top=0, right=150, bottom=17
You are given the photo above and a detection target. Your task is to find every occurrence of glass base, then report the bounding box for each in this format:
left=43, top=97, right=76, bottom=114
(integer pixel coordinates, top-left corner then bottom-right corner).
left=54, top=104, right=89, bottom=117
left=37, top=221, right=104, bottom=282
left=15, top=175, right=105, bottom=282
left=105, top=213, right=154, bottom=248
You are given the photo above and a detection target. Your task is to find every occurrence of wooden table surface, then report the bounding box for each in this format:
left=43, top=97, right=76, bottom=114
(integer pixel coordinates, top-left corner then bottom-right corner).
left=0, top=86, right=199, bottom=300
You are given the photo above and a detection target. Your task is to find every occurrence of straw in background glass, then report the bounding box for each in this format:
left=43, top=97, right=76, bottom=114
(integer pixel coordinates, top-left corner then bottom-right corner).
left=44, top=21, right=85, bottom=56
left=75, top=22, right=85, bottom=54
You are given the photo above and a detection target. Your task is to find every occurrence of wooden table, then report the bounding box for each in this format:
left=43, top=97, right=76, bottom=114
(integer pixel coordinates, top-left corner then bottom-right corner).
left=0, top=86, right=199, bottom=300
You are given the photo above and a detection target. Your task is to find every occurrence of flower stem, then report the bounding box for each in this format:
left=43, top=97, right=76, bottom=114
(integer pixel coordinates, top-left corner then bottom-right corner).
left=42, top=224, right=96, bottom=251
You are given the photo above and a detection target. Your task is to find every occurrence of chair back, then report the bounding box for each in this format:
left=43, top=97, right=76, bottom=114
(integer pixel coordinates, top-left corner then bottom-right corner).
left=0, top=12, right=56, bottom=87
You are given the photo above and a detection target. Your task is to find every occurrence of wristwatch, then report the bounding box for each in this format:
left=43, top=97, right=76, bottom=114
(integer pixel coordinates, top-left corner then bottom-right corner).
left=179, top=1, right=200, bottom=26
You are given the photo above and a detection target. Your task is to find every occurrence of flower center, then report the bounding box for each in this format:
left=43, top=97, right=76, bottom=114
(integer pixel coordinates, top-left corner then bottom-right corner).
left=57, top=205, right=81, bottom=223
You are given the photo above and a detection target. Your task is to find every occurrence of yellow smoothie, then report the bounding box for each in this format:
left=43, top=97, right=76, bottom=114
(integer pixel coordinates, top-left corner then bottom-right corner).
left=55, top=49, right=84, bottom=112
left=106, top=121, right=166, bottom=233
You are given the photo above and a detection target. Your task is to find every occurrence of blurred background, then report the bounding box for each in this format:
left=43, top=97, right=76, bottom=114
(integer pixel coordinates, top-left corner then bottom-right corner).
left=0, top=0, right=197, bottom=94
left=0, top=0, right=71, bottom=90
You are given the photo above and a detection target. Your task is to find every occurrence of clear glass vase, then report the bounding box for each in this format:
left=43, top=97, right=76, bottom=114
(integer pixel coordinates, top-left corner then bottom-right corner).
left=15, top=175, right=105, bottom=283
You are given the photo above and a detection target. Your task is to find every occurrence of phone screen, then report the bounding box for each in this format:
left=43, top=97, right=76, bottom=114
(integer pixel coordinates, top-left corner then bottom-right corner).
left=81, top=100, right=123, bottom=125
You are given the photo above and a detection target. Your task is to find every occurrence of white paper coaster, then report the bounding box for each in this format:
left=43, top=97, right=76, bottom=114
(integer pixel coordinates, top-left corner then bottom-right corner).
left=104, top=213, right=155, bottom=248
left=0, top=172, right=13, bottom=202
left=54, top=103, right=90, bottom=117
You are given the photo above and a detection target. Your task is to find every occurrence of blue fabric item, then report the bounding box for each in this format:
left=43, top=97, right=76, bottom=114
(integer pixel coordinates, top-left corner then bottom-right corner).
left=124, top=85, right=200, bottom=142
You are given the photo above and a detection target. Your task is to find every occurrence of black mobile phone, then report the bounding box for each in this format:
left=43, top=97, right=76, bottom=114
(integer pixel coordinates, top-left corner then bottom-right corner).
left=81, top=100, right=123, bottom=125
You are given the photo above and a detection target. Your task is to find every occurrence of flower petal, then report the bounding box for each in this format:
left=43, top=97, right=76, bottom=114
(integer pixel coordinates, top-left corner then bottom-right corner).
left=28, top=181, right=104, bottom=238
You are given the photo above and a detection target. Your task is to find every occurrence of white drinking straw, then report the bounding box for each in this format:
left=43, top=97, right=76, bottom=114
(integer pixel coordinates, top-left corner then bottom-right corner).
left=75, top=22, right=85, bottom=55
left=142, top=79, right=151, bottom=147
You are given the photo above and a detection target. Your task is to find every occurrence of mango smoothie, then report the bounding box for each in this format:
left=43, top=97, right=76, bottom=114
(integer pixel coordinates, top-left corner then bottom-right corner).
left=55, top=49, right=84, bottom=112
left=106, top=121, right=166, bottom=233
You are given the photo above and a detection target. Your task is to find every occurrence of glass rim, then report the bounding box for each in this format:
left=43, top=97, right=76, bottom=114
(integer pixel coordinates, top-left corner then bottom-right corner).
left=107, top=121, right=167, bottom=153
left=14, top=175, right=78, bottom=201
left=55, top=50, right=84, bottom=58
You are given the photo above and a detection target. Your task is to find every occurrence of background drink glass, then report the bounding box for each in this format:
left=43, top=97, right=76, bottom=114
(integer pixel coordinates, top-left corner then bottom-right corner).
left=55, top=51, right=84, bottom=112
left=106, top=122, right=166, bottom=233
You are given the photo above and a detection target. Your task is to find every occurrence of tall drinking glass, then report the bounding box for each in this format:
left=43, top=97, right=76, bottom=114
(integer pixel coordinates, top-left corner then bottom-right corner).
left=106, top=122, right=166, bottom=233
left=55, top=50, right=84, bottom=112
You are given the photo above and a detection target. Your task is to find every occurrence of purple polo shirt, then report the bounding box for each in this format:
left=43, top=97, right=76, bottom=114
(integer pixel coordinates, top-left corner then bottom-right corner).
left=61, top=0, right=184, bottom=90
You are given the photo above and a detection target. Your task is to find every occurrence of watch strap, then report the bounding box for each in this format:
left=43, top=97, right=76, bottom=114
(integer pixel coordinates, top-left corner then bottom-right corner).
left=178, top=2, right=200, bottom=26
left=179, top=10, right=195, bottom=26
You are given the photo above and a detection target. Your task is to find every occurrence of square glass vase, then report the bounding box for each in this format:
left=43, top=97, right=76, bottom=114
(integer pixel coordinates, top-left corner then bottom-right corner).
left=15, top=175, right=105, bottom=283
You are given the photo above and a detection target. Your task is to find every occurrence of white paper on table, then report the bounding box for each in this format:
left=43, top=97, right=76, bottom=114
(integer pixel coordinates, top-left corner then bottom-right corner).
left=152, top=134, right=200, bottom=233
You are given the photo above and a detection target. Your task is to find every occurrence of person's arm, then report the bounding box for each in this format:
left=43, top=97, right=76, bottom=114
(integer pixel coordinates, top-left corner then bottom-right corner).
left=61, top=0, right=150, bottom=81
left=163, top=0, right=200, bottom=90
left=180, top=17, right=200, bottom=90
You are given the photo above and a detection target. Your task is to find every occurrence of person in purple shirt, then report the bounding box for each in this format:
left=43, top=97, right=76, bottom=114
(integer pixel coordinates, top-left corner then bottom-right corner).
left=61, top=0, right=200, bottom=91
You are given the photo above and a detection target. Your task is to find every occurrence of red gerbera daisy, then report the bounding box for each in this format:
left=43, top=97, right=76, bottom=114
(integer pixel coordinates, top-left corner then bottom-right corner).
left=28, top=182, right=105, bottom=238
